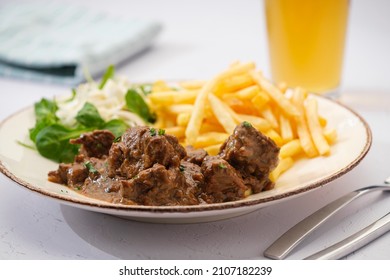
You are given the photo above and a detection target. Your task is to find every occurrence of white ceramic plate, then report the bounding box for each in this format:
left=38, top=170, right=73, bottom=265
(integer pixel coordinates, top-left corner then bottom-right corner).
left=0, top=95, right=371, bottom=223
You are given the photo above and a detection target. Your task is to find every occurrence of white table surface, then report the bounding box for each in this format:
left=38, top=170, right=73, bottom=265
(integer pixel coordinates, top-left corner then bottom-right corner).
left=1, top=0, right=390, bottom=260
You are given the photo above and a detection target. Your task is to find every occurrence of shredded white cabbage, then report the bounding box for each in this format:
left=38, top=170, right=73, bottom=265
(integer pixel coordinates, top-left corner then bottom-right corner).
left=55, top=76, right=146, bottom=127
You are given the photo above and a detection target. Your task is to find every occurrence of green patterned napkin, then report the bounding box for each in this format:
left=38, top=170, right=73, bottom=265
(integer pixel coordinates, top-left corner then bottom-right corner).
left=0, top=2, right=162, bottom=85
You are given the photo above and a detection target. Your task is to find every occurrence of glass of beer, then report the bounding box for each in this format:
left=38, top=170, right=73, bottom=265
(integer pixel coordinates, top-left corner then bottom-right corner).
left=264, top=0, right=350, bottom=97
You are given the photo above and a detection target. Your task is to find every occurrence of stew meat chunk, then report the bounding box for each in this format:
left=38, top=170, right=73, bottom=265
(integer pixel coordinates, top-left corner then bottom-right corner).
left=48, top=123, right=279, bottom=206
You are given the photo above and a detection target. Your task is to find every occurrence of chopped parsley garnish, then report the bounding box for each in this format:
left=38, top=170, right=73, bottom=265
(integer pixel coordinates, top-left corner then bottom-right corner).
left=84, top=161, right=98, bottom=173
left=243, top=121, right=252, bottom=128
left=150, top=127, right=165, bottom=136
left=218, top=163, right=227, bottom=169
left=179, top=164, right=185, bottom=172
left=150, top=127, right=157, bottom=136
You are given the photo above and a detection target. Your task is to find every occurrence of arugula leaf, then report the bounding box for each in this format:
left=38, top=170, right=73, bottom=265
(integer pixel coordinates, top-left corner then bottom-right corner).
left=29, top=98, right=59, bottom=142
left=125, top=89, right=156, bottom=123
left=34, top=98, right=58, bottom=121
left=35, top=124, right=82, bottom=163
left=100, top=119, right=128, bottom=138
left=99, top=65, right=115, bottom=89
left=75, top=102, right=105, bottom=128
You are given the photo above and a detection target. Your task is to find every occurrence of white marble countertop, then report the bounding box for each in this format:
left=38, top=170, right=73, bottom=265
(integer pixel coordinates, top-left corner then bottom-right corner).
left=1, top=0, right=390, bottom=260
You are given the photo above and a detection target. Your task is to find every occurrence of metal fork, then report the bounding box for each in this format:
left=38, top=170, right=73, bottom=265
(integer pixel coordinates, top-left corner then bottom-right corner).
left=263, top=176, right=390, bottom=260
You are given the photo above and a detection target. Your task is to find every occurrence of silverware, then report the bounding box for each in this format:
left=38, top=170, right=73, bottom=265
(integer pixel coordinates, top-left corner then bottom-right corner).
left=263, top=176, right=390, bottom=260
left=304, top=211, right=390, bottom=259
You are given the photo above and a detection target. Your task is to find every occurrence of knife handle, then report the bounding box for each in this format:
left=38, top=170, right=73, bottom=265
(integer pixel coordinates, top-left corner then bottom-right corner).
left=263, top=185, right=390, bottom=260
left=304, top=211, right=390, bottom=260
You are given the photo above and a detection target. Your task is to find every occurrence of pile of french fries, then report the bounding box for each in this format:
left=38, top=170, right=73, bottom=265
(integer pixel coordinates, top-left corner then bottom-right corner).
left=146, top=62, right=337, bottom=183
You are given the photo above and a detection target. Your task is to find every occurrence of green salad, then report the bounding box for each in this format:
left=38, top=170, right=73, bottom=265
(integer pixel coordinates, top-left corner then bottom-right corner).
left=28, top=66, right=155, bottom=163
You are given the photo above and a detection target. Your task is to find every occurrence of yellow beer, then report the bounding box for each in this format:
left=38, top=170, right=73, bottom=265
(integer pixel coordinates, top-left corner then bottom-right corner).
left=265, top=0, right=349, bottom=94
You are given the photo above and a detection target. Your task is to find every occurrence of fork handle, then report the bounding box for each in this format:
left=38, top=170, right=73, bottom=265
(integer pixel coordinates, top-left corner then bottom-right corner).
left=304, top=211, right=390, bottom=259
left=263, top=185, right=390, bottom=260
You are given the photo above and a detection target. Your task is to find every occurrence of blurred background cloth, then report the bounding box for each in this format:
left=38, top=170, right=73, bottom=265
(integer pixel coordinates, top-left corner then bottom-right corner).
left=0, top=2, right=162, bottom=85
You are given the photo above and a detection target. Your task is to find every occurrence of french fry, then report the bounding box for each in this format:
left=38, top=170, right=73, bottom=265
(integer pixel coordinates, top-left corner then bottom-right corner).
left=251, top=90, right=270, bottom=110
left=236, top=114, right=271, bottom=132
left=220, top=99, right=271, bottom=132
left=259, top=105, right=279, bottom=129
left=148, top=92, right=175, bottom=105
left=305, top=98, right=330, bottom=155
left=236, top=85, right=261, bottom=100
left=221, top=94, right=243, bottom=111
left=179, top=80, right=206, bottom=90
left=291, top=87, right=318, bottom=157
left=319, top=115, right=327, bottom=127
left=279, top=114, right=294, bottom=143
left=217, top=100, right=245, bottom=125
left=227, top=99, right=259, bottom=115
left=208, top=93, right=237, bottom=134
left=176, top=113, right=191, bottom=127
left=200, top=122, right=225, bottom=133
left=193, top=132, right=229, bottom=149
left=251, top=71, right=300, bottom=117
left=323, top=128, right=337, bottom=144
left=148, top=90, right=198, bottom=105
left=204, top=144, right=221, bottom=156
left=264, top=129, right=283, bottom=147
left=269, top=157, right=294, bottom=182
left=244, top=188, right=253, bottom=197
left=164, top=126, right=186, bottom=139
left=217, top=61, right=256, bottom=80
left=252, top=90, right=270, bottom=106
left=153, top=110, right=168, bottom=128
left=217, top=74, right=254, bottom=94
left=174, top=91, right=199, bottom=104
left=162, top=115, right=177, bottom=128
left=278, top=81, right=288, bottom=93
left=221, top=93, right=237, bottom=101
left=204, top=105, right=223, bottom=126
left=279, top=139, right=303, bottom=158
left=185, top=79, right=216, bottom=145
left=152, top=80, right=171, bottom=92
left=166, top=104, right=193, bottom=114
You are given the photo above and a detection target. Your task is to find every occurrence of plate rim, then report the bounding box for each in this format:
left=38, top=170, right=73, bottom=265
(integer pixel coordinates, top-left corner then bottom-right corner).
left=0, top=95, right=372, bottom=214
